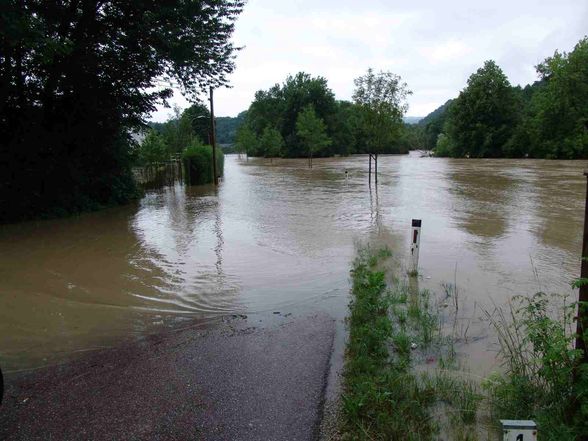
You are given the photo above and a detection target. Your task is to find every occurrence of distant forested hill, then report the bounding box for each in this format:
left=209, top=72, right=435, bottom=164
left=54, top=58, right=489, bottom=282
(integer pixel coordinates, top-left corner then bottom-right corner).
left=403, top=116, right=423, bottom=124
left=215, top=111, right=247, bottom=144
left=418, top=99, right=454, bottom=150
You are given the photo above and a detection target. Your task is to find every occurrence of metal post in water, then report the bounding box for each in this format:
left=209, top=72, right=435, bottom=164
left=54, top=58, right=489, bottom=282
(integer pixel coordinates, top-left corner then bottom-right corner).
left=410, top=219, right=422, bottom=275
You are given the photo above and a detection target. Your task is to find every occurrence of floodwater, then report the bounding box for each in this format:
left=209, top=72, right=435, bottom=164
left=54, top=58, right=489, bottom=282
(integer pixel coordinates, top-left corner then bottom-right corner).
left=0, top=153, right=586, bottom=372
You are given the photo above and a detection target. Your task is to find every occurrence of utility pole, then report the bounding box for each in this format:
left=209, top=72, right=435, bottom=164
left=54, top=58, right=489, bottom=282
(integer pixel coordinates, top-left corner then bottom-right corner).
left=576, top=171, right=588, bottom=364
left=209, top=86, right=218, bottom=186
left=368, top=153, right=372, bottom=185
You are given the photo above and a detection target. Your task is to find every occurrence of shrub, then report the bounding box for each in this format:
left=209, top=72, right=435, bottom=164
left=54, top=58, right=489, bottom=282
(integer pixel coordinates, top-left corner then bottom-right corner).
left=182, top=141, right=224, bottom=185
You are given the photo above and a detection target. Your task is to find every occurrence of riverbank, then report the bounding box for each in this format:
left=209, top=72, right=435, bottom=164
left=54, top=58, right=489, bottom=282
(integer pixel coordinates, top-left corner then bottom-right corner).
left=338, top=245, right=588, bottom=441
left=0, top=312, right=335, bottom=441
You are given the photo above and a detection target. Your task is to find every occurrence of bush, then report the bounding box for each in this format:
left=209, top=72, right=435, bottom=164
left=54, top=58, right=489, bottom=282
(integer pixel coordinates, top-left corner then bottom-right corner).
left=182, top=141, right=224, bottom=185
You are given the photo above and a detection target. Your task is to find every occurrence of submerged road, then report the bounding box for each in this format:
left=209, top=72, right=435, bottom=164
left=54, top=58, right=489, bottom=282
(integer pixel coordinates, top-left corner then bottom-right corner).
left=0, top=313, right=335, bottom=441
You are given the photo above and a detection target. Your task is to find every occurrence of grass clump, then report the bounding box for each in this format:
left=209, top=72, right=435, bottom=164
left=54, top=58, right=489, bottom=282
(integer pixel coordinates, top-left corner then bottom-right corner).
left=342, top=246, right=438, bottom=440
left=341, top=245, right=483, bottom=440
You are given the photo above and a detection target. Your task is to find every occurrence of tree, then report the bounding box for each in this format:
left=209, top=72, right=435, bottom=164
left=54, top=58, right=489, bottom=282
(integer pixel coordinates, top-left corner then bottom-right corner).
left=235, top=124, right=258, bottom=157
left=258, top=127, right=284, bottom=162
left=445, top=60, right=520, bottom=158
left=352, top=68, right=411, bottom=182
left=295, top=105, right=332, bottom=168
left=138, top=130, right=169, bottom=165
left=329, top=100, right=362, bottom=156
left=0, top=1, right=244, bottom=222
left=182, top=103, right=212, bottom=144
left=246, top=72, right=337, bottom=157
left=527, top=37, right=588, bottom=158
left=163, top=105, right=196, bottom=154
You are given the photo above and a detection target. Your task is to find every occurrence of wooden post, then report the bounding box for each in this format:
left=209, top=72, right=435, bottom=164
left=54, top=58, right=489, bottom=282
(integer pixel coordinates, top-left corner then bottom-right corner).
left=209, top=87, right=218, bottom=186
left=576, top=171, right=588, bottom=364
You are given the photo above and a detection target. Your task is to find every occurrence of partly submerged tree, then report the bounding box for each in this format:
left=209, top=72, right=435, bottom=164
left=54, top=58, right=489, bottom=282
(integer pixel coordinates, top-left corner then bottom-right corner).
left=352, top=68, right=411, bottom=182
left=527, top=37, right=588, bottom=159
left=0, top=0, right=244, bottom=221
left=258, top=126, right=284, bottom=162
left=235, top=124, right=258, bottom=157
left=444, top=60, right=520, bottom=158
left=296, top=105, right=332, bottom=168
left=246, top=72, right=336, bottom=156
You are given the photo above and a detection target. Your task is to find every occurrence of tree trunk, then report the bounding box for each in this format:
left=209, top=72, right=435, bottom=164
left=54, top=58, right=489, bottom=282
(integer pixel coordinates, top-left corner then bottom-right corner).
left=374, top=153, right=378, bottom=184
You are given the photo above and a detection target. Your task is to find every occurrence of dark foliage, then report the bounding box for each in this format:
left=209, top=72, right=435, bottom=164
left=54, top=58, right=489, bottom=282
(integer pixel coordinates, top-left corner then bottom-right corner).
left=0, top=0, right=243, bottom=222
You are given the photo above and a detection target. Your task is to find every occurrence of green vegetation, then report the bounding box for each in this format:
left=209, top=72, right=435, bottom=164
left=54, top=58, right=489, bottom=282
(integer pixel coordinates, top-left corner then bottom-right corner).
left=215, top=112, right=248, bottom=145
left=183, top=142, right=225, bottom=185
left=344, top=246, right=588, bottom=440
left=0, top=1, right=243, bottom=222
left=352, top=68, right=412, bottom=158
left=423, top=37, right=588, bottom=159
left=445, top=60, right=520, bottom=158
left=138, top=130, right=169, bottom=167
left=235, top=125, right=258, bottom=156
left=239, top=71, right=412, bottom=158
left=342, top=246, right=481, bottom=440
left=295, top=105, right=332, bottom=167
left=483, top=293, right=588, bottom=440
left=258, top=127, right=285, bottom=161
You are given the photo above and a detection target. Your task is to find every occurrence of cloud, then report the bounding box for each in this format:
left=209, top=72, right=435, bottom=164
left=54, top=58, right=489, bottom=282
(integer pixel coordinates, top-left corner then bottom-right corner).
left=149, top=0, right=588, bottom=121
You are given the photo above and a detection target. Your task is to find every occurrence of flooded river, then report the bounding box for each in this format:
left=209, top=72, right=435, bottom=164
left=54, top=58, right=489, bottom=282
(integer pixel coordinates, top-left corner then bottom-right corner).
left=0, top=153, right=586, bottom=372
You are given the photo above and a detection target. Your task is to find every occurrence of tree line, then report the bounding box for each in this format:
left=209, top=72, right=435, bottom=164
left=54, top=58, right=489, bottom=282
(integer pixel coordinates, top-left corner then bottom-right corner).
left=418, top=37, right=588, bottom=159
left=234, top=70, right=412, bottom=160
left=0, top=1, right=243, bottom=222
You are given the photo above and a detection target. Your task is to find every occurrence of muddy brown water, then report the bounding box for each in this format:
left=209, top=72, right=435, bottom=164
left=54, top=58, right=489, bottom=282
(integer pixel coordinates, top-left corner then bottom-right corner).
left=0, top=153, right=585, bottom=373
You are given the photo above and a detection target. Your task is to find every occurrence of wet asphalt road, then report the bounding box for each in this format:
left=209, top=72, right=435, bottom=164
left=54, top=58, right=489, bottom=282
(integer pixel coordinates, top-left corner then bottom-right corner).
left=0, top=313, right=335, bottom=441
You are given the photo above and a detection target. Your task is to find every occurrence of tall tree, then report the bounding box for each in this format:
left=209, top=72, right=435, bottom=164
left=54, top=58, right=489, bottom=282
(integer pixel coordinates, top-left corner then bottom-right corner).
left=528, top=37, right=588, bottom=158
left=246, top=72, right=336, bottom=157
left=0, top=0, right=243, bottom=222
left=295, top=105, right=332, bottom=168
left=352, top=68, right=411, bottom=182
left=444, top=60, right=520, bottom=158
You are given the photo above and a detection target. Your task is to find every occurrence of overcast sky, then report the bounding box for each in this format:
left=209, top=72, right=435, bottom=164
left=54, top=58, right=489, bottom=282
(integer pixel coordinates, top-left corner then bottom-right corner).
left=150, top=0, right=587, bottom=121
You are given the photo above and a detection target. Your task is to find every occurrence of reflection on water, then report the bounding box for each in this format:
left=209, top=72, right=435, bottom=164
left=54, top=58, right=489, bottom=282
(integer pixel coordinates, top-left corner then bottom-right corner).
left=0, top=154, right=586, bottom=371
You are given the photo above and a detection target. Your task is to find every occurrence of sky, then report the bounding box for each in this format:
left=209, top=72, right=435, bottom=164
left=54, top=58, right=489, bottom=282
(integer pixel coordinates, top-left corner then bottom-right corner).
left=150, top=0, right=587, bottom=121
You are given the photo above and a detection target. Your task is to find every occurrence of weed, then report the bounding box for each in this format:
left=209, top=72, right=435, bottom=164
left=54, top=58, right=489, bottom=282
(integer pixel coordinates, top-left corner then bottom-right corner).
left=483, top=293, right=588, bottom=440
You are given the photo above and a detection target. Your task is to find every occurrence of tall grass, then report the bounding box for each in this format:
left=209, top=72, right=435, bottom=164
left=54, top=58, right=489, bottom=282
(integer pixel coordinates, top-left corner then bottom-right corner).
left=483, top=293, right=588, bottom=440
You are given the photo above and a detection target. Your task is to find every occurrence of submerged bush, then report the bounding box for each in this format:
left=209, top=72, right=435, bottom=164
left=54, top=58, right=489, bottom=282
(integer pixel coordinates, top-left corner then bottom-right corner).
left=182, top=141, right=225, bottom=185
